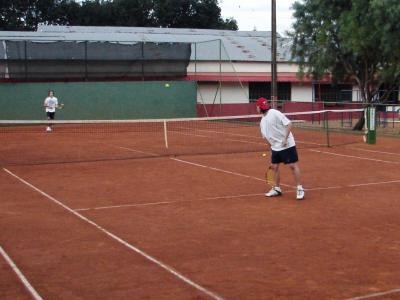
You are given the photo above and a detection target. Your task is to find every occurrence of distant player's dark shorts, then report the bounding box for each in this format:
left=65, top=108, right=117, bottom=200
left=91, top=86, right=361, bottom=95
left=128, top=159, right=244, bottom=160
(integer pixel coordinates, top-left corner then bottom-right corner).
left=271, top=146, right=299, bottom=164
left=46, top=112, right=55, bottom=120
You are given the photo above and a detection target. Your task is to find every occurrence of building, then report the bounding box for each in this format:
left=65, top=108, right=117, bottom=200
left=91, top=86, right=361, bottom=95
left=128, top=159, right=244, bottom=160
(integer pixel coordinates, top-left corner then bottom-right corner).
left=1, top=26, right=398, bottom=117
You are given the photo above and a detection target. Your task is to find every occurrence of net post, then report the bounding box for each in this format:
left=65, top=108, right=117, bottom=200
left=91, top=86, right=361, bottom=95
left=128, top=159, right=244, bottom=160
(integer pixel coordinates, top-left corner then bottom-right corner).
left=163, top=120, right=169, bottom=149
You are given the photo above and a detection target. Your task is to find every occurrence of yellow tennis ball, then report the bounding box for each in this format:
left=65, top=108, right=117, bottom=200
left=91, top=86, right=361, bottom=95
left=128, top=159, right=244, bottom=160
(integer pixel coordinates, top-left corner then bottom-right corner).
left=165, top=83, right=170, bottom=87
left=262, top=153, right=267, bottom=157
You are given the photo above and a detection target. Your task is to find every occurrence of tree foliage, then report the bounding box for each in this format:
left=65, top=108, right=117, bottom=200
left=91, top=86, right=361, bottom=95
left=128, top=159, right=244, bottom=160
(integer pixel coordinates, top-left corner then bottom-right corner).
left=0, top=0, right=238, bottom=31
left=290, top=0, right=400, bottom=103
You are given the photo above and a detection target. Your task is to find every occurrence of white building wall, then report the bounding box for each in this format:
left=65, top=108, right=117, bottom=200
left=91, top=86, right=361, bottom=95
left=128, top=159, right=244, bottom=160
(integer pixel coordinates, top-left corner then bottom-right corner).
left=199, top=82, right=316, bottom=104
left=352, top=85, right=361, bottom=101
left=291, top=83, right=313, bottom=102
left=188, top=61, right=298, bottom=73
left=197, top=82, right=249, bottom=104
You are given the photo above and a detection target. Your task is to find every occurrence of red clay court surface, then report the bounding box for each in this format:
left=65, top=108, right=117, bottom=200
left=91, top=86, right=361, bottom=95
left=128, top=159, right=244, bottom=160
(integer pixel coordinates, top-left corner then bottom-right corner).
left=1, top=128, right=400, bottom=299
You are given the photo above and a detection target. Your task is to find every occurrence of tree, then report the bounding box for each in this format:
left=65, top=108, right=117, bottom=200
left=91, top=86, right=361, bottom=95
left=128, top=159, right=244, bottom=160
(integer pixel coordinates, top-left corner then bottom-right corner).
left=110, top=0, right=156, bottom=27
left=290, top=0, right=400, bottom=105
left=153, top=0, right=237, bottom=29
left=0, top=0, right=62, bottom=30
left=1, top=0, right=237, bottom=31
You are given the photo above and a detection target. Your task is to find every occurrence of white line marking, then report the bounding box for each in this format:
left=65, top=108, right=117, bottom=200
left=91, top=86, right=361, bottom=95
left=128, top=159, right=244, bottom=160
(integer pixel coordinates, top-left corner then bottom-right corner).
left=107, top=145, right=159, bottom=157
left=308, top=149, right=400, bottom=164
left=305, top=186, right=342, bottom=191
left=171, top=157, right=295, bottom=188
left=74, top=193, right=265, bottom=211
left=346, top=288, right=400, bottom=300
left=76, top=179, right=400, bottom=212
left=349, top=147, right=400, bottom=157
left=348, top=180, right=400, bottom=187
left=180, top=129, right=326, bottom=146
left=0, top=246, right=43, bottom=300
left=173, top=131, right=210, bottom=138
left=174, top=130, right=267, bottom=146
left=3, top=168, right=224, bottom=300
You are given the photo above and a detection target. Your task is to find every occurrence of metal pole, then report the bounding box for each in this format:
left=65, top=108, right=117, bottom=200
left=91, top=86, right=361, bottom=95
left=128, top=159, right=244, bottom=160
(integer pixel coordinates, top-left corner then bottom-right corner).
left=271, top=0, right=278, bottom=109
left=219, top=39, right=222, bottom=115
left=141, top=42, right=145, bottom=81
left=84, top=41, right=88, bottom=81
left=24, top=41, right=28, bottom=81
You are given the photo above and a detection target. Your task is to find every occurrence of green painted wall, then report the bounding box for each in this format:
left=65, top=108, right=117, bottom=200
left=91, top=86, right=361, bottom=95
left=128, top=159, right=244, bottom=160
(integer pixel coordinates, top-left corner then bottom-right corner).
left=0, top=81, right=197, bottom=120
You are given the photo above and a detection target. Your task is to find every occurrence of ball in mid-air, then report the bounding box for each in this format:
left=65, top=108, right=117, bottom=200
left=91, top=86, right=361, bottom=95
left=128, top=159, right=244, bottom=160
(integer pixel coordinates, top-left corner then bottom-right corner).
left=165, top=83, right=170, bottom=88
left=262, top=153, right=267, bottom=157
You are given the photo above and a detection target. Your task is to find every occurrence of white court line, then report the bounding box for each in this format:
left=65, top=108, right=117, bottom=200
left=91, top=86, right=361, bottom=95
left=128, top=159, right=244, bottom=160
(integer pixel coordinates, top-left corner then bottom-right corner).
left=0, top=246, right=43, bottom=300
left=349, top=147, right=400, bottom=157
left=348, top=179, right=400, bottom=187
left=346, top=288, right=400, bottom=300
left=75, top=179, right=400, bottom=211
left=3, top=168, right=224, bottom=300
left=75, top=193, right=264, bottom=211
left=171, top=157, right=296, bottom=189
left=107, top=145, right=159, bottom=157
left=187, top=129, right=326, bottom=146
left=308, top=149, right=400, bottom=164
left=174, top=130, right=266, bottom=146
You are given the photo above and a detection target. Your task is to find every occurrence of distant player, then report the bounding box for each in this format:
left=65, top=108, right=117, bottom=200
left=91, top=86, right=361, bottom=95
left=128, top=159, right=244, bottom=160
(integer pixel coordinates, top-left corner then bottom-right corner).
left=256, top=97, right=305, bottom=200
left=43, top=90, right=58, bottom=132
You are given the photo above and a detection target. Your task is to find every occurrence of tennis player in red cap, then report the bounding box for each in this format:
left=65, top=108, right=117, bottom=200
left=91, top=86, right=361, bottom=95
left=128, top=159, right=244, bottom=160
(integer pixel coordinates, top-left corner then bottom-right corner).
left=256, top=97, right=305, bottom=200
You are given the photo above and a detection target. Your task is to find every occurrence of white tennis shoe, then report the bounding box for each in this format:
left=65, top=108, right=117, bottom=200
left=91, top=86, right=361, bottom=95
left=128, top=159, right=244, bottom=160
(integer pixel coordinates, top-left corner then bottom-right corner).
left=265, top=187, right=282, bottom=197
left=296, top=188, right=305, bottom=200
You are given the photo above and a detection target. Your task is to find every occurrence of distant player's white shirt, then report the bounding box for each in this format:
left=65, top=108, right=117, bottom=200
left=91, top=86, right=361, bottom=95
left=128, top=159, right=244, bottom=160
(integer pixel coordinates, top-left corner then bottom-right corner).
left=260, top=108, right=295, bottom=151
left=44, top=96, right=58, bottom=113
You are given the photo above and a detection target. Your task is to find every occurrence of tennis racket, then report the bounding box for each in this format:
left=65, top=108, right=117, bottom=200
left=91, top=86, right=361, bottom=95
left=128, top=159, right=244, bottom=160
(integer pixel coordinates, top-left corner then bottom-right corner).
left=57, top=103, right=65, bottom=110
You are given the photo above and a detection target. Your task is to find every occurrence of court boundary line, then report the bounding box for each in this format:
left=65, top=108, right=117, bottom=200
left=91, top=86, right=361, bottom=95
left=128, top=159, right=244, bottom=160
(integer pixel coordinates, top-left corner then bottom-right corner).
left=179, top=128, right=326, bottom=147
left=0, top=246, right=43, bottom=300
left=74, top=193, right=264, bottom=211
left=346, top=288, right=400, bottom=300
left=308, top=149, right=400, bottom=164
left=2, top=168, right=224, bottom=300
left=73, top=179, right=400, bottom=212
left=171, top=157, right=296, bottom=189
left=348, top=147, right=400, bottom=157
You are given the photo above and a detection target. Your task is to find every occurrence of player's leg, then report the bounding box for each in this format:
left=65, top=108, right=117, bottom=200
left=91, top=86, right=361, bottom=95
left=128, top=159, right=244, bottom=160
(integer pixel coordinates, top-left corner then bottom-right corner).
left=272, top=163, right=280, bottom=187
left=283, top=146, right=304, bottom=200
left=265, top=150, right=283, bottom=197
left=46, top=112, right=54, bottom=132
left=288, top=162, right=301, bottom=186
left=288, top=162, right=304, bottom=200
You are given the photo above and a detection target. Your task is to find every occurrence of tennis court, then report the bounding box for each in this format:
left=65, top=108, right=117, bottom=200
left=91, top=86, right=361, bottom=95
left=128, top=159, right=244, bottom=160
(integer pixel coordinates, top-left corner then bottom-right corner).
left=1, top=111, right=400, bottom=299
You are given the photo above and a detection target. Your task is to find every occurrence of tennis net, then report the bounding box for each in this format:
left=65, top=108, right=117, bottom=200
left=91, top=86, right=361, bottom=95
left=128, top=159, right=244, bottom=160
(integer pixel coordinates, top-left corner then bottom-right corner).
left=0, top=108, right=364, bottom=166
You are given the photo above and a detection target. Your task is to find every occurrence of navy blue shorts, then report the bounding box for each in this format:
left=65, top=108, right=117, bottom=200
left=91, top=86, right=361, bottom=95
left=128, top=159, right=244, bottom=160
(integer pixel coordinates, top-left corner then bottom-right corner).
left=271, top=146, right=299, bottom=164
left=46, top=112, right=55, bottom=120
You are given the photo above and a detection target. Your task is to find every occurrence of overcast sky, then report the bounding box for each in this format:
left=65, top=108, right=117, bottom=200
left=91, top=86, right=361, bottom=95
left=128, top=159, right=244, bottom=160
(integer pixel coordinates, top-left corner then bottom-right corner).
left=219, top=0, right=297, bottom=34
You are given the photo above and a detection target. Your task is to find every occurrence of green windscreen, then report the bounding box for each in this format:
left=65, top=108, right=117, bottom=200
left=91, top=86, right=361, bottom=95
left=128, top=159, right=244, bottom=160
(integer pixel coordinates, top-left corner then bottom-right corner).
left=0, top=81, right=196, bottom=120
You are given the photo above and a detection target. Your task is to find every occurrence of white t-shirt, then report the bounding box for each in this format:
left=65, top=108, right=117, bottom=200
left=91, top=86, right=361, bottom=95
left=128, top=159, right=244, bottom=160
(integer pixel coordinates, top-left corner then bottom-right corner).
left=260, top=109, right=296, bottom=151
left=44, top=96, right=58, bottom=113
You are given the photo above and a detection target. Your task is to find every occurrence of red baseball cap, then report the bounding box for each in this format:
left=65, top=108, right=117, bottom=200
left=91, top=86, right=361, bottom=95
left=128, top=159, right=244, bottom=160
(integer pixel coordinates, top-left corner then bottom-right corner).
left=256, top=97, right=270, bottom=110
